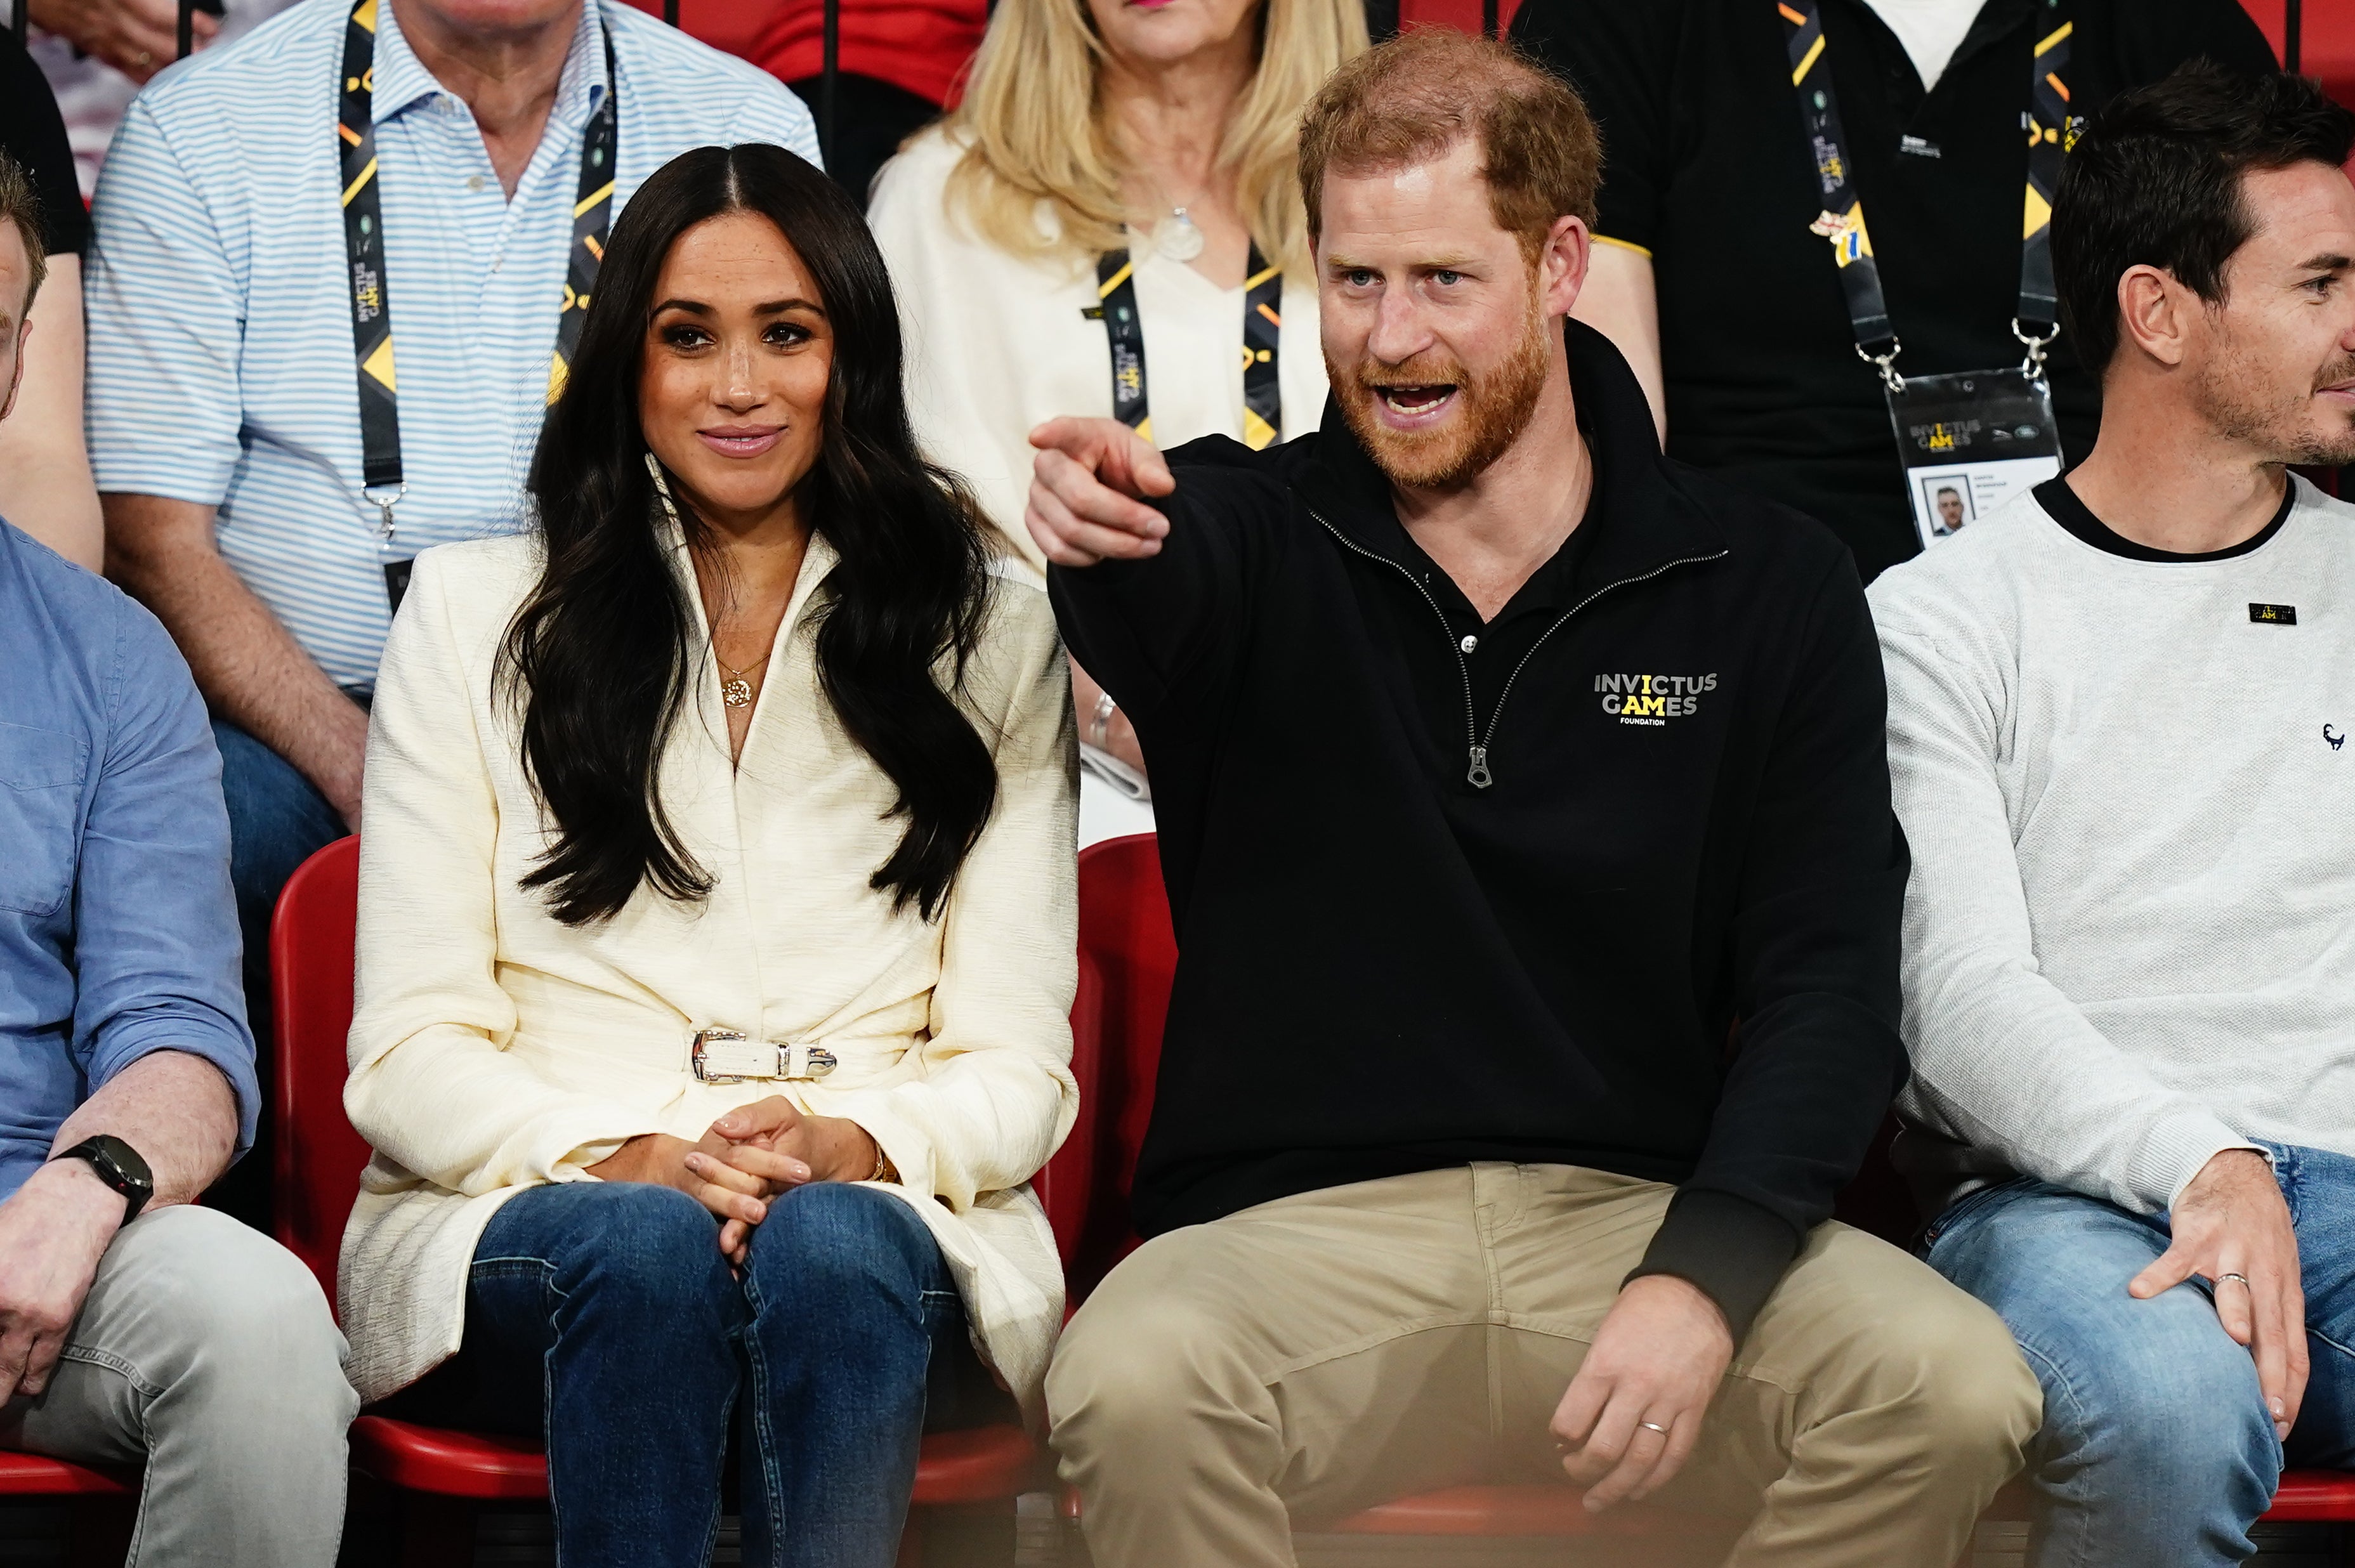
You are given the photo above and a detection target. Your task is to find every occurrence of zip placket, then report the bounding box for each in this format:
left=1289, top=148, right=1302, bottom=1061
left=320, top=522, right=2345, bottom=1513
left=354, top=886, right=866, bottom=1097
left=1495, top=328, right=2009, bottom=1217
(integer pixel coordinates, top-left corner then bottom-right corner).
left=1309, top=507, right=1726, bottom=789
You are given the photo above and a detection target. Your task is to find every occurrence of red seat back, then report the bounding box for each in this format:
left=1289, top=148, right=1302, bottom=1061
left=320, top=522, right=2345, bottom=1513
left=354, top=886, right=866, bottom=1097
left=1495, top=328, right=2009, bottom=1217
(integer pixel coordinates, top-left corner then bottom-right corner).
left=1041, top=833, right=1176, bottom=1304
left=270, top=835, right=370, bottom=1311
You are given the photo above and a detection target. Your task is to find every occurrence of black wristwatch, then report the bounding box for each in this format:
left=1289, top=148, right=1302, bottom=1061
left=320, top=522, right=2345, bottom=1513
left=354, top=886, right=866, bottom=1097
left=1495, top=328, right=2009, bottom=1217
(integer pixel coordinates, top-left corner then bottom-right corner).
left=54, top=1136, right=154, bottom=1225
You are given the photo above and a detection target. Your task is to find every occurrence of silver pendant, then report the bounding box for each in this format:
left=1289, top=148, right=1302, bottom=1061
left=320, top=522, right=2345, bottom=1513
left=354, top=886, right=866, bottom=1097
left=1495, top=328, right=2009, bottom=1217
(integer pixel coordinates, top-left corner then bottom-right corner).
left=1154, top=207, right=1205, bottom=263
left=722, top=677, right=753, bottom=709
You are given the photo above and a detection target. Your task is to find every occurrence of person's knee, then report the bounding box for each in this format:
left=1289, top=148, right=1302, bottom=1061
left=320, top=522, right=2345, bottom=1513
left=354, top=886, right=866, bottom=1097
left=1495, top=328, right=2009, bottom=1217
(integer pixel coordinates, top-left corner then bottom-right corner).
left=1047, top=1272, right=1256, bottom=1467
left=2047, top=1318, right=2279, bottom=1499
left=746, top=1180, right=932, bottom=1304
left=560, top=1182, right=734, bottom=1307
left=132, top=1212, right=354, bottom=1426
left=1837, top=1279, right=2043, bottom=1476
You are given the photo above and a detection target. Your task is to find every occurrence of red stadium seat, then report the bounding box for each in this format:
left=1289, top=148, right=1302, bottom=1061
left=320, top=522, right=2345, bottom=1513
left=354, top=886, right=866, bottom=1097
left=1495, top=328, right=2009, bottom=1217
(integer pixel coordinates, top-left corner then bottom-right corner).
left=2263, top=1471, right=2355, bottom=1524
left=0, top=1454, right=136, bottom=1568
left=0, top=1454, right=133, bottom=1497
left=1979, top=1469, right=2355, bottom=1529
left=267, top=835, right=1044, bottom=1556
left=1330, top=1484, right=1721, bottom=1539
left=1040, top=833, right=1179, bottom=1295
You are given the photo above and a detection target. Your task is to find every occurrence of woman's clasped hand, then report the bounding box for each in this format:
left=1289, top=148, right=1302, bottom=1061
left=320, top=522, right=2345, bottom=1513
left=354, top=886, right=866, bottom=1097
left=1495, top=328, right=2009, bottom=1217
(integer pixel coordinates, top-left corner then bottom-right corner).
left=585, top=1099, right=884, bottom=1265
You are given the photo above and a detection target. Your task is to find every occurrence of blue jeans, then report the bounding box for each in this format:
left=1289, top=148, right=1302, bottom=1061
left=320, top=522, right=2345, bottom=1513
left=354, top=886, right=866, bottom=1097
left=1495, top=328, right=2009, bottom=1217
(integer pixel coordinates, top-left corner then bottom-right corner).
left=393, top=1179, right=978, bottom=1568
left=1926, top=1140, right=2355, bottom=1567
left=209, top=719, right=349, bottom=1226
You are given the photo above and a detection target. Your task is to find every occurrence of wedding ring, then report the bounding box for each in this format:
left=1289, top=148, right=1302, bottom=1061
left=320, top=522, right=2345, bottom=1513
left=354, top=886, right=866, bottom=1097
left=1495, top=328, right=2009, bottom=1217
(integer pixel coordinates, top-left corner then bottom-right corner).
left=2217, top=1272, right=2252, bottom=1289
left=1639, top=1420, right=1670, bottom=1435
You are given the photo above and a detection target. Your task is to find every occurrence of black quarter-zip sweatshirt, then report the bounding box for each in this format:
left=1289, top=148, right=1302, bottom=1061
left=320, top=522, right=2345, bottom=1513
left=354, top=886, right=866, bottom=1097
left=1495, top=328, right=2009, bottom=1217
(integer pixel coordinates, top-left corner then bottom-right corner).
left=1049, top=322, right=1909, bottom=1341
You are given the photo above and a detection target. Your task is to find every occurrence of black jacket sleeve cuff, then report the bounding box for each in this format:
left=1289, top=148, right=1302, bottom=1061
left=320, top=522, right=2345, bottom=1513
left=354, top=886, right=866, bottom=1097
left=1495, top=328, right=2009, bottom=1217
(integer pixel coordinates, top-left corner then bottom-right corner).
left=1625, top=1188, right=1804, bottom=1345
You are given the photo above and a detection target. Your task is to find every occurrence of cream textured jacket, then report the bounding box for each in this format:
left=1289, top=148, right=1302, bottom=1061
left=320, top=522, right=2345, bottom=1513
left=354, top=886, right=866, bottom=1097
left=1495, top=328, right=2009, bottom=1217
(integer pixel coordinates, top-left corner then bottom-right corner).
left=336, top=526, right=1080, bottom=1415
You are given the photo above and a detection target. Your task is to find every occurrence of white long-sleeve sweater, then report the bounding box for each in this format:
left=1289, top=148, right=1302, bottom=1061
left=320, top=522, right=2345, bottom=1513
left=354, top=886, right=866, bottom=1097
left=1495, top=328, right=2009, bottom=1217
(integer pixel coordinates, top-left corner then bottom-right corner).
left=1868, top=476, right=2355, bottom=1216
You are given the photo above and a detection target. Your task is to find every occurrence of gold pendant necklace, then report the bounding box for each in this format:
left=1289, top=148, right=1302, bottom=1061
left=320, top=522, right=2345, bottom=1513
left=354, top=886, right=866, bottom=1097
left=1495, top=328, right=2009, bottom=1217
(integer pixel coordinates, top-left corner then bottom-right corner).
left=718, top=651, right=771, bottom=709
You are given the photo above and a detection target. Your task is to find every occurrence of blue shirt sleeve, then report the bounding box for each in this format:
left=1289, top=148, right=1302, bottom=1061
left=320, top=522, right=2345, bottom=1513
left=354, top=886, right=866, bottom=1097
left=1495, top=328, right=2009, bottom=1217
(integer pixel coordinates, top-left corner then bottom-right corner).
left=70, top=601, right=259, bottom=1156
left=84, top=94, right=249, bottom=507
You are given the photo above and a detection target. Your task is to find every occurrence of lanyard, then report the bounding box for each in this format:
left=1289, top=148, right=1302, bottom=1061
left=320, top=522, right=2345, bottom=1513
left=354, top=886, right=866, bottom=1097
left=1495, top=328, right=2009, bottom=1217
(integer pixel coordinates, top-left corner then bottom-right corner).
left=338, top=0, right=617, bottom=542
left=1086, top=245, right=1285, bottom=451
left=1777, top=0, right=2076, bottom=388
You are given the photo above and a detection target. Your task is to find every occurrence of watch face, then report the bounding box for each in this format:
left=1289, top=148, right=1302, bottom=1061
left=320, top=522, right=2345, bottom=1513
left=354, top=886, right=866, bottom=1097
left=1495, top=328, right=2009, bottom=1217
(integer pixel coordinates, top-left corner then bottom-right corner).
left=74, top=1137, right=153, bottom=1199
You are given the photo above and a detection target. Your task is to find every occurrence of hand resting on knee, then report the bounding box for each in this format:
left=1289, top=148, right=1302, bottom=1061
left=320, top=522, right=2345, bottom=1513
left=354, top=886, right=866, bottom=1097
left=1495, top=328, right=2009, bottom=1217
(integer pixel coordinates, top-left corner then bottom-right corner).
left=586, top=1095, right=884, bottom=1265
left=2128, top=1148, right=2308, bottom=1440
left=1549, top=1274, right=1736, bottom=1514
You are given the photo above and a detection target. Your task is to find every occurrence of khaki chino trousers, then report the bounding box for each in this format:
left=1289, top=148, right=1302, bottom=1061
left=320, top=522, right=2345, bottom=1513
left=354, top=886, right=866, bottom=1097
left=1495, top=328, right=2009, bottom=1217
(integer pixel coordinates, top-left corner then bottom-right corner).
left=1047, top=1164, right=2039, bottom=1568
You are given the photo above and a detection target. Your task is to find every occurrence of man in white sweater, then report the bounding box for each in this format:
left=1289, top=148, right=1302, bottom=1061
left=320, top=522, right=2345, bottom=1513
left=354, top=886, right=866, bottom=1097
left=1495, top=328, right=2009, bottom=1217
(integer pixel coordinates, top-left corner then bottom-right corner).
left=1870, top=64, right=2355, bottom=1568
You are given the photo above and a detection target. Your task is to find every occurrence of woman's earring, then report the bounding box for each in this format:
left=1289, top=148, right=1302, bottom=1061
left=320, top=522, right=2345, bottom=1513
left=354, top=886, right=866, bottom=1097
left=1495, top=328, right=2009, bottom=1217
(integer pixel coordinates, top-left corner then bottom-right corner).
left=645, top=452, right=682, bottom=524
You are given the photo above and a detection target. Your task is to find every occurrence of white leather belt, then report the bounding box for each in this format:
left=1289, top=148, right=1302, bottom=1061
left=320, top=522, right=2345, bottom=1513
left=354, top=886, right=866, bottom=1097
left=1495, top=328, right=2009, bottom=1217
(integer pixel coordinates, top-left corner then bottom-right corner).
left=689, top=1028, right=837, bottom=1084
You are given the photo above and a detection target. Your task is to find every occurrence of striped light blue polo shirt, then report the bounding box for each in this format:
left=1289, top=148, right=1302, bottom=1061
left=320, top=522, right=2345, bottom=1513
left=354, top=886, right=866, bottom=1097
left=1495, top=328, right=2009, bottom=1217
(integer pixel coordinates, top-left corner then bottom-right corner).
left=84, top=0, right=820, bottom=689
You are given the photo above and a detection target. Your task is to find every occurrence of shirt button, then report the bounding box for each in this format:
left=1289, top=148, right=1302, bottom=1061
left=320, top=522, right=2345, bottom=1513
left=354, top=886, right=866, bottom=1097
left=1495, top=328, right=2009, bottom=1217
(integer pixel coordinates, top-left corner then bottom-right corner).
left=1460, top=634, right=1479, bottom=654
left=466, top=174, right=485, bottom=192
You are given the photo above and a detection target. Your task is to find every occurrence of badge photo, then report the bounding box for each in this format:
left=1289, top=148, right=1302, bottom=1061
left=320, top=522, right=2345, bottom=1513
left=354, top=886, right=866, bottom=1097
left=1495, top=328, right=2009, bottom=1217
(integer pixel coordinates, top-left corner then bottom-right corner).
left=1891, top=372, right=2062, bottom=547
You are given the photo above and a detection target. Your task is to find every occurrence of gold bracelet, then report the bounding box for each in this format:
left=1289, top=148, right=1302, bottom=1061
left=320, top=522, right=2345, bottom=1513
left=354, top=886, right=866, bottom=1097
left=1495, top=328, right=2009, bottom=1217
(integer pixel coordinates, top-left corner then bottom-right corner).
left=870, top=1140, right=899, bottom=1184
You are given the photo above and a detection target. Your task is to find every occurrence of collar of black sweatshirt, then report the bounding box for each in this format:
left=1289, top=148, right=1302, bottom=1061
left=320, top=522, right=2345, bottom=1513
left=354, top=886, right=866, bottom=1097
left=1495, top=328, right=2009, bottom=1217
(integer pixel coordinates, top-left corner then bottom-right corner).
left=1050, top=320, right=1910, bottom=1345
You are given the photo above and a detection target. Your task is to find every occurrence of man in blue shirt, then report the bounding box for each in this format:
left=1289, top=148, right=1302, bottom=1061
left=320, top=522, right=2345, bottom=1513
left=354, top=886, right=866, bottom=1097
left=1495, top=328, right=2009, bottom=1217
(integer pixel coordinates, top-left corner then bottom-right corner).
left=84, top=0, right=818, bottom=1221
left=0, top=155, right=357, bottom=1566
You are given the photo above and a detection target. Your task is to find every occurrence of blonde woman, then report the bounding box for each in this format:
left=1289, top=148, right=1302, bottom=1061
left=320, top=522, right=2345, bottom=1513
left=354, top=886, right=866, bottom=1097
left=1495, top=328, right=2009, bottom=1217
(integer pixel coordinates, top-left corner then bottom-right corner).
left=867, top=0, right=1364, bottom=803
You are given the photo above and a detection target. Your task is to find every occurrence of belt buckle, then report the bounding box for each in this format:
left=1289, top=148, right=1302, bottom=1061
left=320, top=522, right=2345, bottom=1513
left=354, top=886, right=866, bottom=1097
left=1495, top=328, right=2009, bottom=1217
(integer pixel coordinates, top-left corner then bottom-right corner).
left=691, top=1028, right=752, bottom=1085
left=785, top=1043, right=838, bottom=1081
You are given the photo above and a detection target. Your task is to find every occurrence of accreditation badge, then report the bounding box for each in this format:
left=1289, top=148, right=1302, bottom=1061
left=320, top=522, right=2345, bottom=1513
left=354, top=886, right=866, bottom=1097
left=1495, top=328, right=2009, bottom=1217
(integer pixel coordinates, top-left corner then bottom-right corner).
left=1886, top=369, right=2062, bottom=548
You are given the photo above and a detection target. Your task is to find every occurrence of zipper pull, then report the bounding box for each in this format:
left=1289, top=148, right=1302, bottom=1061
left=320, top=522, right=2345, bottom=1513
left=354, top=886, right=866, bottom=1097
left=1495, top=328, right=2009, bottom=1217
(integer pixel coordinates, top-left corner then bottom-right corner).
left=1467, top=746, right=1493, bottom=789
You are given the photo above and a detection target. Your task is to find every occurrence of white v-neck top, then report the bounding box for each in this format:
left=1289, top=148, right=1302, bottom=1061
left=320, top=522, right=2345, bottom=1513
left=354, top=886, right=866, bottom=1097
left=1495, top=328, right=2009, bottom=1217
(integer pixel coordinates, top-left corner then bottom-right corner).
left=869, top=128, right=1330, bottom=584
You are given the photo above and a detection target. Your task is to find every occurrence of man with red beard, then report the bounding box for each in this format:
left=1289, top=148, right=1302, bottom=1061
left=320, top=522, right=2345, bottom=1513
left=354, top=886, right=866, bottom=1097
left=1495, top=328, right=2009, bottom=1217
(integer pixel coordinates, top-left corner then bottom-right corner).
left=1029, top=27, right=2037, bottom=1568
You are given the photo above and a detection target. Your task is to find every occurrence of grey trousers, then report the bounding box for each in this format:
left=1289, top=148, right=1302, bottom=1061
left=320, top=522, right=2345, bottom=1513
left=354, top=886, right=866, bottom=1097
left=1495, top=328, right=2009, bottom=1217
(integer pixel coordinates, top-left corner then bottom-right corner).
left=0, top=1204, right=358, bottom=1567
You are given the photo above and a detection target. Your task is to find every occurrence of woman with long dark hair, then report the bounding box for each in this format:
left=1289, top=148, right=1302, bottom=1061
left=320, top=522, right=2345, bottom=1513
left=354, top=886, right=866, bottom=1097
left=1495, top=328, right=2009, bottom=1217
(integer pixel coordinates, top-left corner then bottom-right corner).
left=334, top=143, right=1079, bottom=1568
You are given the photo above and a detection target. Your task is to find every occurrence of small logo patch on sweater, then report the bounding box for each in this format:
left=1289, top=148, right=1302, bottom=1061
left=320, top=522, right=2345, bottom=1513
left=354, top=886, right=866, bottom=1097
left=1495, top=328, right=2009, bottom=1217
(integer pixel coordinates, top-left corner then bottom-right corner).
left=2251, top=603, right=2298, bottom=625
left=1596, top=672, right=1717, bottom=725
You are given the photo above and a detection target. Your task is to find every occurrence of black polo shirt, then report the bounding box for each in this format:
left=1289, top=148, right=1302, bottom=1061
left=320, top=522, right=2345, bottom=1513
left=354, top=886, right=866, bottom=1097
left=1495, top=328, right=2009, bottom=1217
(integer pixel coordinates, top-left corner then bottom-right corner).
left=1511, top=0, right=2276, bottom=583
